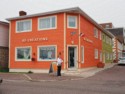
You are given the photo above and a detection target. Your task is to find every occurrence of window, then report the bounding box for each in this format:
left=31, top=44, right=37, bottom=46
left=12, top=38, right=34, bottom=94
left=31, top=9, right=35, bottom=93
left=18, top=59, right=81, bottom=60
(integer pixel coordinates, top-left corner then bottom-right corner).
left=81, top=46, right=84, bottom=63
left=100, top=32, right=102, bottom=40
left=38, top=46, right=56, bottom=61
left=15, top=47, right=31, bottom=61
left=106, top=36, right=109, bottom=44
left=100, top=51, right=102, bottom=61
left=68, top=16, right=77, bottom=28
left=105, top=24, right=110, bottom=28
left=110, top=53, right=112, bottom=60
left=16, top=20, right=32, bottom=32
left=95, top=49, right=98, bottom=59
left=107, top=53, right=109, bottom=60
left=38, top=16, right=56, bottom=30
left=109, top=38, right=112, bottom=45
left=94, top=28, right=98, bottom=38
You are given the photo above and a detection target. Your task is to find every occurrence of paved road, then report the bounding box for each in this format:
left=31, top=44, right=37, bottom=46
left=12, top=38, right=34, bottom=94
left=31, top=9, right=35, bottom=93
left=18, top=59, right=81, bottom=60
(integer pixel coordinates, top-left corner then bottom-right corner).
left=0, top=65, right=125, bottom=94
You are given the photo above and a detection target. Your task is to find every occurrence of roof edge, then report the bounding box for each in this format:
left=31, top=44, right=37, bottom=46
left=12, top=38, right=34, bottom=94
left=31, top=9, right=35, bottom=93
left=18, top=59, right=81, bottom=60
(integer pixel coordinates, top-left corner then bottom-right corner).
left=6, top=7, right=113, bottom=38
left=6, top=7, right=80, bottom=21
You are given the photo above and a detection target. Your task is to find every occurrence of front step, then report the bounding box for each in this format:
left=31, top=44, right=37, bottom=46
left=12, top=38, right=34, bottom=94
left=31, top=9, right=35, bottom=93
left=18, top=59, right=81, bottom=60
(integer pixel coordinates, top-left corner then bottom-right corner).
left=64, top=70, right=81, bottom=76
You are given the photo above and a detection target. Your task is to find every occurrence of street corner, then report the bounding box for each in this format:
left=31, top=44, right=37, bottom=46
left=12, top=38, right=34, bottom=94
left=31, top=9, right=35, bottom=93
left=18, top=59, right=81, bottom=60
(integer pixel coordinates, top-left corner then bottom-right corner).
left=23, top=73, right=84, bottom=82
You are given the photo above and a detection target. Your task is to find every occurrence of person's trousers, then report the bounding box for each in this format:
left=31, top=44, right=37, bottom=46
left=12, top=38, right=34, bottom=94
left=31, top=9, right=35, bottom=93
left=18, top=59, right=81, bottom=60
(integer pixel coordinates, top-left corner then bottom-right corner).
left=57, top=66, right=61, bottom=76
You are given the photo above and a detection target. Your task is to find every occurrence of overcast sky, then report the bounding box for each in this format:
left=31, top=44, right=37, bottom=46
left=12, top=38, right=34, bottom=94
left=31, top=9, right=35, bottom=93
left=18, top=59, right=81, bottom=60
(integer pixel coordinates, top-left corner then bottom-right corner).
left=0, top=0, right=125, bottom=27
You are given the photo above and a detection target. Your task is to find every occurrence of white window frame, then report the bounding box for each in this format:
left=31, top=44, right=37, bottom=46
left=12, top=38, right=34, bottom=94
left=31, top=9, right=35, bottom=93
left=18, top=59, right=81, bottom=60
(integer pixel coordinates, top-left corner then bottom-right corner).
left=15, top=46, right=32, bottom=61
left=94, top=28, right=98, bottom=38
left=37, top=45, right=57, bottom=61
left=81, top=46, right=84, bottom=63
left=16, top=19, right=32, bottom=33
left=95, top=49, right=98, bottom=59
left=38, top=15, right=57, bottom=30
left=67, top=15, right=77, bottom=29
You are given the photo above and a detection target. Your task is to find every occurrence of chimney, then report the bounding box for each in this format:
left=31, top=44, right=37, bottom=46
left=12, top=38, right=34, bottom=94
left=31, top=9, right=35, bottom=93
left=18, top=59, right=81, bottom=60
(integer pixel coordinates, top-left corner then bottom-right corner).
left=19, top=11, right=27, bottom=16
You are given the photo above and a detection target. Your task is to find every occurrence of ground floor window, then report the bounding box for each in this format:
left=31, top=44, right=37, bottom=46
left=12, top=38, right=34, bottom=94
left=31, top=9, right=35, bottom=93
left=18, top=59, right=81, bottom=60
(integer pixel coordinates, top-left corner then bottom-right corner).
left=100, top=51, right=102, bottom=61
left=38, top=46, right=56, bottom=61
left=15, top=47, right=31, bottom=61
left=81, top=46, right=84, bottom=63
left=95, top=49, right=98, bottom=59
left=110, top=53, right=113, bottom=60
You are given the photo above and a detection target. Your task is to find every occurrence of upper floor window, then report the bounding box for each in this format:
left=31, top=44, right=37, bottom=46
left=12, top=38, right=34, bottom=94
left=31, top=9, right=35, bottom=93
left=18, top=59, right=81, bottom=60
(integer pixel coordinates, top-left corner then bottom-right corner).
left=106, top=36, right=109, bottom=44
left=67, top=16, right=77, bottom=28
left=100, top=32, right=102, bottom=40
left=103, top=34, right=105, bottom=41
left=16, top=19, right=32, bottom=32
left=38, top=16, right=56, bottom=30
left=94, top=28, right=98, bottom=38
left=105, top=24, right=110, bottom=28
left=109, top=38, right=112, bottom=45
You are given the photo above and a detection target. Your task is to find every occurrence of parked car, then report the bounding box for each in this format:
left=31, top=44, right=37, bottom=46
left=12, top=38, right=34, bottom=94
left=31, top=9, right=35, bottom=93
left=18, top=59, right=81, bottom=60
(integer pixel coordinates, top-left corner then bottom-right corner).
left=118, top=57, right=125, bottom=65
left=0, top=78, right=2, bottom=84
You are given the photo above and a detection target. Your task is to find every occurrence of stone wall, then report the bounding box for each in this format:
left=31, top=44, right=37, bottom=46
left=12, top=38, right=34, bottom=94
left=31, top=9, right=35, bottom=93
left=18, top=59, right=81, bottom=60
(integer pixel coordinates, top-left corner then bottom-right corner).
left=0, top=47, right=9, bottom=71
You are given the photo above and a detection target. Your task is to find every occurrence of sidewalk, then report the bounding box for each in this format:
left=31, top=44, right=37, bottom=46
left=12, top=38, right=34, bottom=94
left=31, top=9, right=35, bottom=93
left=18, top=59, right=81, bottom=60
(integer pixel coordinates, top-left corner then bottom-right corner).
left=0, top=63, right=116, bottom=82
left=63, top=63, right=116, bottom=77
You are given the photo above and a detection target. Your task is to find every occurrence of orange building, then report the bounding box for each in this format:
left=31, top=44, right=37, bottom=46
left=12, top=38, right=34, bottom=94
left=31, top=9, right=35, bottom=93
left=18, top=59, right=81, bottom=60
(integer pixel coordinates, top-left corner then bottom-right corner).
left=7, top=7, right=112, bottom=73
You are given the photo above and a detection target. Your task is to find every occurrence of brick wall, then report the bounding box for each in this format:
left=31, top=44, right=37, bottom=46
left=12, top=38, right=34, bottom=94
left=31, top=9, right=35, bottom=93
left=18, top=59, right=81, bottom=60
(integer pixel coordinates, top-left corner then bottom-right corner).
left=0, top=47, right=9, bottom=70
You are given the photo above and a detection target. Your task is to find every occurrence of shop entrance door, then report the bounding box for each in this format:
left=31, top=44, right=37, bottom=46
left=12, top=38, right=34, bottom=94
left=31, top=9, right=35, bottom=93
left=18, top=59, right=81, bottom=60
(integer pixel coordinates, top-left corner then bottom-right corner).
left=68, top=47, right=76, bottom=68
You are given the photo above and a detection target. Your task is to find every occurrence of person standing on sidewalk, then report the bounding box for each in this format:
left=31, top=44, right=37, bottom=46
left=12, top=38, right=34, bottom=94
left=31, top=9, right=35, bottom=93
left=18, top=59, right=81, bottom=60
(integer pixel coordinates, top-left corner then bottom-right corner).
left=57, top=54, right=63, bottom=76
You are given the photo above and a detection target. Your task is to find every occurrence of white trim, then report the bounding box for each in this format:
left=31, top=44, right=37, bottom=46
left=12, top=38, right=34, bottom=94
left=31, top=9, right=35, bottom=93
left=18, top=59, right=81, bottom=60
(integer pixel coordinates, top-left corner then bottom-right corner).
left=16, top=19, right=32, bottom=33
left=78, top=14, right=81, bottom=68
left=67, top=45, right=78, bottom=69
left=64, top=13, right=66, bottom=69
left=9, top=69, right=49, bottom=73
left=37, top=45, right=57, bottom=61
left=9, top=22, right=11, bottom=68
left=67, top=15, right=77, bottom=29
left=9, top=68, right=66, bottom=73
left=38, top=15, right=57, bottom=31
left=15, top=46, right=32, bottom=61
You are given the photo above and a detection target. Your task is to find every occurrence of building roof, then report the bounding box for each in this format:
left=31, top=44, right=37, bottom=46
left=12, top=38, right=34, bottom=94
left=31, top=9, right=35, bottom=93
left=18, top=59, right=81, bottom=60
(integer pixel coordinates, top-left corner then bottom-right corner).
left=0, top=21, right=9, bottom=25
left=6, top=7, right=114, bottom=38
left=100, top=23, right=114, bottom=29
left=107, top=28, right=125, bottom=43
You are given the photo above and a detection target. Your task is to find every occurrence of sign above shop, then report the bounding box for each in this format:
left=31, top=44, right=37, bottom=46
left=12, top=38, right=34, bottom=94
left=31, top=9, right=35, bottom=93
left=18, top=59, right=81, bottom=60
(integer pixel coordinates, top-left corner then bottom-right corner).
left=83, top=37, right=93, bottom=43
left=22, top=37, right=48, bottom=43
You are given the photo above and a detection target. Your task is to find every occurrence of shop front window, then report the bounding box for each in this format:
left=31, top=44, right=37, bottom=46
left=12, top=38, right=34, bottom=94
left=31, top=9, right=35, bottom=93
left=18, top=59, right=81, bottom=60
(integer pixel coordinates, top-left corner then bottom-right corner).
left=16, top=47, right=31, bottom=61
left=38, top=46, right=56, bottom=61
